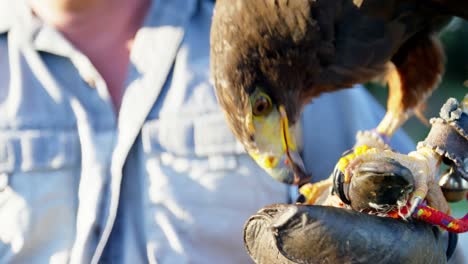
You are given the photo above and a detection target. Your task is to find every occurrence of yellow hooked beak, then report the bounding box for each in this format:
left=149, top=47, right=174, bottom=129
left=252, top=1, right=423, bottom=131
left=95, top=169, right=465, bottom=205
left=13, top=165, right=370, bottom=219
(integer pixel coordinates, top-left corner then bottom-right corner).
left=250, top=105, right=309, bottom=185
left=279, top=105, right=309, bottom=185
left=279, top=105, right=297, bottom=153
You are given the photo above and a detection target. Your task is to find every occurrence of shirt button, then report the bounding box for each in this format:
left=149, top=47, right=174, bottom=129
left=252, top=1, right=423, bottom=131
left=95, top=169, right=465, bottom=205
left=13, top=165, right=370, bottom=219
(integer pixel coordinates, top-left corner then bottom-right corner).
left=0, top=173, right=8, bottom=191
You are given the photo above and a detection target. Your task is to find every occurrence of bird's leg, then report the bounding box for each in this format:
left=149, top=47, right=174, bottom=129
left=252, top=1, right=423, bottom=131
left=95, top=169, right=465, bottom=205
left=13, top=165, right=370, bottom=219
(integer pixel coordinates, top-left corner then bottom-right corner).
left=373, top=60, right=414, bottom=141
left=371, top=33, right=444, bottom=144
left=351, top=121, right=450, bottom=216
left=405, top=146, right=448, bottom=215
left=345, top=94, right=468, bottom=217
left=342, top=33, right=448, bottom=215
left=375, top=94, right=468, bottom=216
left=354, top=62, right=422, bottom=150
left=336, top=146, right=449, bottom=216
left=375, top=111, right=410, bottom=140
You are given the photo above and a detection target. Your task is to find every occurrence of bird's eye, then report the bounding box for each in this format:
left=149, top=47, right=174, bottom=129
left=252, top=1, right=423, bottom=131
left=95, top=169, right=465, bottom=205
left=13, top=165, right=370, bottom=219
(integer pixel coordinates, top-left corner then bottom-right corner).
left=252, top=93, right=273, bottom=116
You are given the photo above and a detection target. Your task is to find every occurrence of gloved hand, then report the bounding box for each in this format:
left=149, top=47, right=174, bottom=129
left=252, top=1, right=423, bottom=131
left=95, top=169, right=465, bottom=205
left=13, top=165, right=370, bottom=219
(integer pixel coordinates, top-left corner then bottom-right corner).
left=243, top=98, right=468, bottom=264
left=243, top=203, right=448, bottom=264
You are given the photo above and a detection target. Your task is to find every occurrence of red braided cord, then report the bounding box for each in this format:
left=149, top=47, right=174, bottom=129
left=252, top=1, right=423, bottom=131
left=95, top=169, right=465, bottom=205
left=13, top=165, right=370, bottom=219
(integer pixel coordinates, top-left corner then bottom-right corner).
left=413, top=205, right=468, bottom=233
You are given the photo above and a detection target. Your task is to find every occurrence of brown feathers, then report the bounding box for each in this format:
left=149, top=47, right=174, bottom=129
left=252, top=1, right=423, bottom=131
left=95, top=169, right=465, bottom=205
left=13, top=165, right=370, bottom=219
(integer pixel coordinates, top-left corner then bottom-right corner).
left=210, top=0, right=454, bottom=147
left=386, top=33, right=445, bottom=116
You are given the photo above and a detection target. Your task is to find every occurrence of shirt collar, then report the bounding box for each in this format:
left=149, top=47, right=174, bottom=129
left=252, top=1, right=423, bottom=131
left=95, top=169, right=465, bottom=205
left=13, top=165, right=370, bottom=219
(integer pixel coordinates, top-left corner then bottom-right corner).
left=2, top=0, right=199, bottom=56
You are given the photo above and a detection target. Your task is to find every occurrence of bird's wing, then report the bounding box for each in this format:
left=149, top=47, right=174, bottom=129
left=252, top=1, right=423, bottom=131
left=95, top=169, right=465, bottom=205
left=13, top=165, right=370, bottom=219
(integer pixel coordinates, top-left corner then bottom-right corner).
left=315, top=0, right=437, bottom=90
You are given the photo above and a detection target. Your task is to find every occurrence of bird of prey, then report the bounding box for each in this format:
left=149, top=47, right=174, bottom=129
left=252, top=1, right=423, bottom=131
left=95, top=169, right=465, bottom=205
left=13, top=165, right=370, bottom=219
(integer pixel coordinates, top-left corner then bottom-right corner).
left=210, top=0, right=467, bottom=212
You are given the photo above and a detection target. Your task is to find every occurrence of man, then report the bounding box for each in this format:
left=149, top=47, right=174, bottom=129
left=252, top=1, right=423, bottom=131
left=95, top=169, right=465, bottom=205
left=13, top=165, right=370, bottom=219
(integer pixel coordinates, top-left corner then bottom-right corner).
left=0, top=0, right=422, bottom=263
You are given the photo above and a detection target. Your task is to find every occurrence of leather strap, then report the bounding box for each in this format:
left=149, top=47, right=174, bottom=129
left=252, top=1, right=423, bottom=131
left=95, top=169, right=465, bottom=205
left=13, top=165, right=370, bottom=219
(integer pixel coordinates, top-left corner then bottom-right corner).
left=417, top=98, right=468, bottom=181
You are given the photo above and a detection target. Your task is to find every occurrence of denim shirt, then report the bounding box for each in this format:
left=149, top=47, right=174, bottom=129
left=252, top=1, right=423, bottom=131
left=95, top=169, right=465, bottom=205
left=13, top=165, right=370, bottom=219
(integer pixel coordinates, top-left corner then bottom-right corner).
left=0, top=0, right=414, bottom=263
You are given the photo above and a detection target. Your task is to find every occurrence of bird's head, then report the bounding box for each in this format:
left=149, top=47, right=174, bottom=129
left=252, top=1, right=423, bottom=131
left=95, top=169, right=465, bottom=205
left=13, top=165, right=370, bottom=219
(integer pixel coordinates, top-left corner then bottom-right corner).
left=214, top=73, right=310, bottom=185
left=210, top=0, right=324, bottom=185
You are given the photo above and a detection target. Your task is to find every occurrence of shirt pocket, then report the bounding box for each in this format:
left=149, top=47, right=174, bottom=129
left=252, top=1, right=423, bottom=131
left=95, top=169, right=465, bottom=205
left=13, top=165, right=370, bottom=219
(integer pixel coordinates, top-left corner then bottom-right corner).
left=142, top=112, right=246, bottom=171
left=141, top=112, right=272, bottom=208
left=141, top=112, right=288, bottom=260
left=0, top=129, right=80, bottom=262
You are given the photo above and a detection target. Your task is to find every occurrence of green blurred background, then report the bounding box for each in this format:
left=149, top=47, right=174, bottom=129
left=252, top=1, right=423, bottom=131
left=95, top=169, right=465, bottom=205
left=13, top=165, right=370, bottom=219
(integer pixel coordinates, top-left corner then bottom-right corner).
left=365, top=18, right=468, bottom=214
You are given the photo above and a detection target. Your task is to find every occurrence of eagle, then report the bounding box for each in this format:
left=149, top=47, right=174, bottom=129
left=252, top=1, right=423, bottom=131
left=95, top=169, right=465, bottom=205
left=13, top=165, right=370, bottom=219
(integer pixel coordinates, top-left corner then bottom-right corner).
left=210, top=0, right=467, bottom=211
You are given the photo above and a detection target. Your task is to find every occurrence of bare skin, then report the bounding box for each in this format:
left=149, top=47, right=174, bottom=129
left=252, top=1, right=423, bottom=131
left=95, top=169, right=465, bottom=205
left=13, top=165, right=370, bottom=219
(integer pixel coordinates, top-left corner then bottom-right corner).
left=29, top=0, right=151, bottom=111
